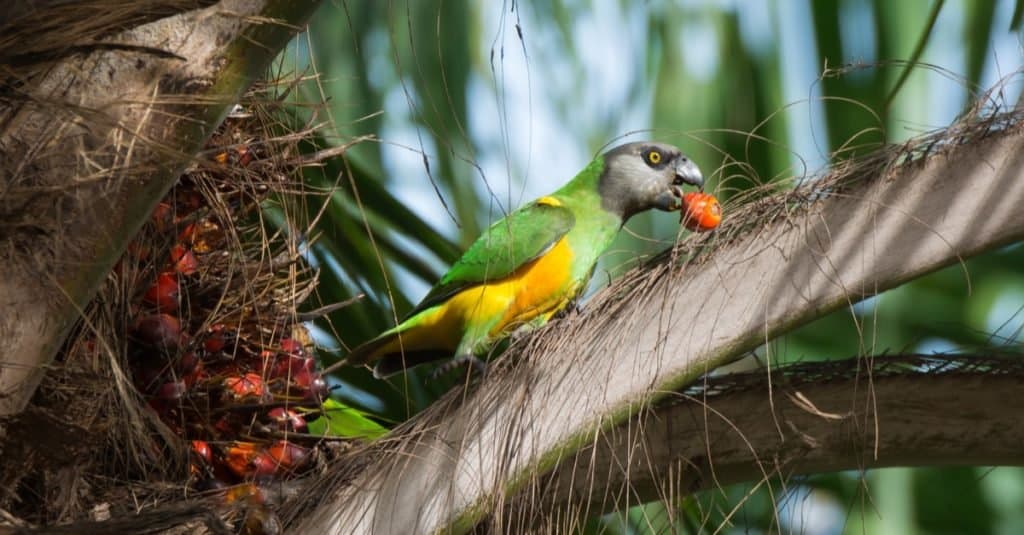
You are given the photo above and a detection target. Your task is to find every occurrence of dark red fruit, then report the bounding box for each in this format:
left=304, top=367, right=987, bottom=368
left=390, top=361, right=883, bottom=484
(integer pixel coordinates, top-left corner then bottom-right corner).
left=271, top=354, right=314, bottom=380
left=133, top=313, right=182, bottom=351
left=266, top=440, right=310, bottom=472
left=250, top=452, right=279, bottom=477
left=303, top=375, right=329, bottom=403
left=156, top=380, right=187, bottom=401
left=143, top=272, right=179, bottom=313
left=214, top=415, right=237, bottom=435
left=203, top=324, right=228, bottom=354
left=267, top=407, right=307, bottom=433
left=279, top=338, right=304, bottom=356
left=182, top=360, right=206, bottom=388
left=134, top=363, right=164, bottom=392
left=178, top=351, right=200, bottom=373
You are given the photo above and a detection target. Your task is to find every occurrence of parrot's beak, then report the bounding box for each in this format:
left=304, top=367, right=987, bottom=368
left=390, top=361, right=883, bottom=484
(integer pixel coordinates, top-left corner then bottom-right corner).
left=659, top=157, right=703, bottom=211
left=674, top=158, right=704, bottom=190
left=654, top=189, right=684, bottom=211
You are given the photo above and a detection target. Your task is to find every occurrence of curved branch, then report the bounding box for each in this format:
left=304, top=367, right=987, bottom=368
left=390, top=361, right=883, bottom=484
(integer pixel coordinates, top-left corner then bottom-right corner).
left=538, top=355, right=1024, bottom=518
left=293, top=119, right=1024, bottom=534
left=0, top=0, right=321, bottom=417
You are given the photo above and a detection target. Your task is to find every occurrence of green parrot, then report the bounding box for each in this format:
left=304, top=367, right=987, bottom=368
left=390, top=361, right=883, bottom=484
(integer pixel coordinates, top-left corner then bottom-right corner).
left=347, top=141, right=703, bottom=378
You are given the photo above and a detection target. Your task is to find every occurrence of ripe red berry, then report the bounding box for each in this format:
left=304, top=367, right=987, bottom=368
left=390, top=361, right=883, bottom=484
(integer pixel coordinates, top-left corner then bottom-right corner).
left=680, top=192, right=722, bottom=232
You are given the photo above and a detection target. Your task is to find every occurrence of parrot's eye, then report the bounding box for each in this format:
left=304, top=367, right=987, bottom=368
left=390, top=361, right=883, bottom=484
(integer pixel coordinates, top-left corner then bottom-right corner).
left=644, top=149, right=663, bottom=166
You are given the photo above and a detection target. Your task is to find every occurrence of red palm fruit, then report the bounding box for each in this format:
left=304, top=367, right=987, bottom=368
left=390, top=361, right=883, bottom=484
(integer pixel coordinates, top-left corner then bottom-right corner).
left=270, top=351, right=314, bottom=379
left=170, top=244, right=198, bottom=275
left=250, top=452, right=279, bottom=477
left=214, top=415, right=237, bottom=435
left=151, top=202, right=173, bottom=233
left=156, top=380, right=186, bottom=401
left=182, top=360, right=206, bottom=388
left=179, top=190, right=203, bottom=214
left=178, top=350, right=200, bottom=373
left=267, top=407, right=308, bottom=433
left=191, top=440, right=213, bottom=464
left=266, top=440, right=310, bottom=472
left=223, top=373, right=266, bottom=401
left=303, top=375, right=329, bottom=403
left=680, top=192, right=722, bottom=231
left=179, top=219, right=222, bottom=253
left=178, top=223, right=197, bottom=244
left=279, top=337, right=304, bottom=356
left=224, top=442, right=260, bottom=477
left=143, top=272, right=179, bottom=313
left=202, top=324, right=228, bottom=354
left=289, top=368, right=314, bottom=389
left=133, top=313, right=182, bottom=351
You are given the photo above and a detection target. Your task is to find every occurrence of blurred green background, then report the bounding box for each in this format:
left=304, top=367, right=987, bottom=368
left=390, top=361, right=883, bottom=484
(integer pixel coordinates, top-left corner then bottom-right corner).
left=280, top=0, right=1024, bottom=532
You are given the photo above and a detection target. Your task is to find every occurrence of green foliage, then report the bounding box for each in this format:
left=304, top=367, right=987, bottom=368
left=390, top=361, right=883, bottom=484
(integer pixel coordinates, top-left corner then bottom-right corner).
left=305, top=398, right=388, bottom=440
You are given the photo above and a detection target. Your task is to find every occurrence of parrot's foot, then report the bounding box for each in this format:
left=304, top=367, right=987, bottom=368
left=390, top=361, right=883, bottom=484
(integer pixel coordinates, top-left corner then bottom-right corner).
left=429, top=354, right=488, bottom=381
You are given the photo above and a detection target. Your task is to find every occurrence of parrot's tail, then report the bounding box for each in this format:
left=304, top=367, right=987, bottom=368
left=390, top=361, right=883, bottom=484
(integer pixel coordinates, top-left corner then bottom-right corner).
left=344, top=334, right=389, bottom=367
left=372, top=350, right=450, bottom=378
left=346, top=330, right=452, bottom=378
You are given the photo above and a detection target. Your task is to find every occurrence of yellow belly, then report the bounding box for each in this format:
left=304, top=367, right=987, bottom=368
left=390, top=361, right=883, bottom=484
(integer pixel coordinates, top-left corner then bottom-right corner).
left=389, top=236, right=576, bottom=356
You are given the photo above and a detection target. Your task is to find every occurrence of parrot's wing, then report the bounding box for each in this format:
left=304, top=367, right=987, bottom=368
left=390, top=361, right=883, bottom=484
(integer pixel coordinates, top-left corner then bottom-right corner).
left=408, top=200, right=575, bottom=316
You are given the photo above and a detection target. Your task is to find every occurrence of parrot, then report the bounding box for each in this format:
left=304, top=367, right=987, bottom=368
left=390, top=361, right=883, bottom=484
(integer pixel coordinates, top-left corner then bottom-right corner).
left=346, top=141, right=703, bottom=378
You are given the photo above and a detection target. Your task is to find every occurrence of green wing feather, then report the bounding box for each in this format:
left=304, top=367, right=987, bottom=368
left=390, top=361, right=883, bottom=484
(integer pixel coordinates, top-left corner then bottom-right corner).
left=345, top=200, right=575, bottom=370
left=406, top=200, right=575, bottom=317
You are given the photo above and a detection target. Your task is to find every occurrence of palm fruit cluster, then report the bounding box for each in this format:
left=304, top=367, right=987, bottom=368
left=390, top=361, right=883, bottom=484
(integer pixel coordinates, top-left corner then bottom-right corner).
left=1, top=92, right=387, bottom=532
left=118, top=110, right=368, bottom=528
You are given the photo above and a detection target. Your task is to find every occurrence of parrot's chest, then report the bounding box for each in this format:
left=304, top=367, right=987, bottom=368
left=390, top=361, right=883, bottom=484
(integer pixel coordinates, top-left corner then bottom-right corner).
left=441, top=237, right=577, bottom=337
left=501, top=236, right=578, bottom=324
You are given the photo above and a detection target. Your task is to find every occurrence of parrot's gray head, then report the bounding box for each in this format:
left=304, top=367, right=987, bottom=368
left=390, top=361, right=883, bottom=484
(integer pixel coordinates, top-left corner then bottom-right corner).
left=598, top=141, right=703, bottom=221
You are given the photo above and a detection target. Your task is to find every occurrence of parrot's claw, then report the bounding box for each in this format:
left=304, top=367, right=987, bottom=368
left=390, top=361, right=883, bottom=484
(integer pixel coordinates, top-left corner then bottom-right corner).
left=429, top=354, right=488, bottom=381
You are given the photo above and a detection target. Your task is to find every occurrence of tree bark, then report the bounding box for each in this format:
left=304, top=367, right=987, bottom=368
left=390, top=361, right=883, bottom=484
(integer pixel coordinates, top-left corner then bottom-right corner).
left=292, top=120, right=1024, bottom=534
left=0, top=0, right=321, bottom=418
